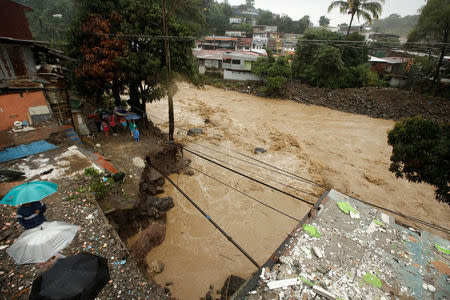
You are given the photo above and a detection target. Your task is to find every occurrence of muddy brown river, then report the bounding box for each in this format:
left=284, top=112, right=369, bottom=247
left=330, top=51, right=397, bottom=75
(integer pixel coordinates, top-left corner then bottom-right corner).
left=128, top=82, right=450, bottom=299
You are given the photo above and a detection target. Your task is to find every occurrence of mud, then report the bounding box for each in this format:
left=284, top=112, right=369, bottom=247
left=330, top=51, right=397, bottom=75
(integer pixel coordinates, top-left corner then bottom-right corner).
left=142, top=82, right=450, bottom=299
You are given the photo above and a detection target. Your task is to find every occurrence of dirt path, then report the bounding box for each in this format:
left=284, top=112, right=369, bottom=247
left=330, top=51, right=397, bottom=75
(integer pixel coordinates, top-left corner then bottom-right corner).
left=143, top=82, right=449, bottom=299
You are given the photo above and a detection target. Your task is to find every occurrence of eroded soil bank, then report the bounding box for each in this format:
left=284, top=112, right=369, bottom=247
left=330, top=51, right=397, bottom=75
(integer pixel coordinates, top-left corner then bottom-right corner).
left=142, top=82, right=450, bottom=299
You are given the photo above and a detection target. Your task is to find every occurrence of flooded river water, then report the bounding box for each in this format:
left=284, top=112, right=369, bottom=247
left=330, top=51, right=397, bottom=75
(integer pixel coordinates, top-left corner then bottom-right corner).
left=128, top=82, right=450, bottom=299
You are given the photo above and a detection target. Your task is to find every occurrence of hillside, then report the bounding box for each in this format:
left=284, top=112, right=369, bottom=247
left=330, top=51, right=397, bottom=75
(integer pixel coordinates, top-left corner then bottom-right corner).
left=372, top=13, right=419, bottom=37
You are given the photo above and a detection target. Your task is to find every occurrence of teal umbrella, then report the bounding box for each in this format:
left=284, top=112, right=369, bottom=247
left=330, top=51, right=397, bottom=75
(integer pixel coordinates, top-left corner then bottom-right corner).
left=0, top=181, right=58, bottom=206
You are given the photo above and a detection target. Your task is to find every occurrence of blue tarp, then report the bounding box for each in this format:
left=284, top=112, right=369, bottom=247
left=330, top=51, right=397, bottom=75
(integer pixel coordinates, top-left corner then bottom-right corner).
left=0, top=140, right=58, bottom=163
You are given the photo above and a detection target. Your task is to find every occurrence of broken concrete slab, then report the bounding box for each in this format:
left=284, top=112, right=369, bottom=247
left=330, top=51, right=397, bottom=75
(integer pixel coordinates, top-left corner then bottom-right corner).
left=234, top=189, right=450, bottom=300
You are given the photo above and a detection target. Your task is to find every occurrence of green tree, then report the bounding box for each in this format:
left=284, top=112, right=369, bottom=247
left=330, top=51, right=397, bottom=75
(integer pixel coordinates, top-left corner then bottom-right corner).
left=18, top=0, right=75, bottom=43
left=252, top=49, right=291, bottom=95
left=319, top=16, right=330, bottom=27
left=328, top=0, right=384, bottom=38
left=257, top=10, right=276, bottom=26
left=119, top=0, right=200, bottom=135
left=292, top=29, right=369, bottom=88
left=245, top=0, right=255, bottom=8
left=387, top=117, right=449, bottom=205
left=408, top=0, right=450, bottom=84
left=296, top=15, right=311, bottom=34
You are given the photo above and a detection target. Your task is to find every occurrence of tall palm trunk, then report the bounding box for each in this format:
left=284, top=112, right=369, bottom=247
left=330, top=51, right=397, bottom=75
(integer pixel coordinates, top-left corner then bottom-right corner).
left=346, top=12, right=355, bottom=38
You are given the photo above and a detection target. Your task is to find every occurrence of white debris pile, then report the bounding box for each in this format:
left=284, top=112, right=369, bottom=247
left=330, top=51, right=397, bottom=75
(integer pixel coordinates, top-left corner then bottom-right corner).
left=14, top=146, right=100, bottom=181
left=242, top=190, right=439, bottom=300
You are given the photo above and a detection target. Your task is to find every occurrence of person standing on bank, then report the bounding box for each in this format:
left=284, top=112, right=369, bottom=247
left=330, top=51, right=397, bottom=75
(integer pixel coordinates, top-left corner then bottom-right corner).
left=129, top=121, right=137, bottom=138
left=16, top=201, right=47, bottom=230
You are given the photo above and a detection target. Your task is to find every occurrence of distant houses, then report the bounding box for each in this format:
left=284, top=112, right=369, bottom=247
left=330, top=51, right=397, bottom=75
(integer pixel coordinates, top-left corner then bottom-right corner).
left=193, top=49, right=263, bottom=81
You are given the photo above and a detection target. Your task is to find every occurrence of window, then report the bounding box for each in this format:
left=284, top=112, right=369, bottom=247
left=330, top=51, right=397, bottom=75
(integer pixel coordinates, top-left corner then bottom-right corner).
left=232, top=59, right=240, bottom=65
left=223, top=58, right=231, bottom=64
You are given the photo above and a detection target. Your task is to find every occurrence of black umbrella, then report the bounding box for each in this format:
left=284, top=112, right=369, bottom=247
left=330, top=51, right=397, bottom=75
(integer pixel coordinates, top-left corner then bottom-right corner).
left=29, top=252, right=110, bottom=300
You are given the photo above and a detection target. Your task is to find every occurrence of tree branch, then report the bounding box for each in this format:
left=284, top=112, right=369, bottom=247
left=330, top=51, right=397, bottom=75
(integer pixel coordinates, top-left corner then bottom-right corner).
left=167, top=0, right=191, bottom=17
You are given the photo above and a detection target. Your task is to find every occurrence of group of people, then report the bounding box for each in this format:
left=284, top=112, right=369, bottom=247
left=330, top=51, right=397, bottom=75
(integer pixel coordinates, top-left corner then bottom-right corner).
left=96, top=114, right=140, bottom=142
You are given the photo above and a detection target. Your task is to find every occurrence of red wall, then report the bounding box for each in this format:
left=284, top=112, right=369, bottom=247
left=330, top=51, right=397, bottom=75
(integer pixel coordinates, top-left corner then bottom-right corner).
left=0, top=0, right=33, bottom=40
left=0, top=91, right=48, bottom=130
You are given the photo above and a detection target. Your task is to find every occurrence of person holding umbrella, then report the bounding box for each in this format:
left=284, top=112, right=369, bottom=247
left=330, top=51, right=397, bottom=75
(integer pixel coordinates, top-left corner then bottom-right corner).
left=16, top=201, right=47, bottom=230
left=1, top=181, right=57, bottom=229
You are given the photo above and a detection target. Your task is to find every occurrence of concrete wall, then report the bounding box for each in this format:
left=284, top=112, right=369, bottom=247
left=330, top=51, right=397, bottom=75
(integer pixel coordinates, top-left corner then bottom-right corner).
left=224, top=69, right=261, bottom=81
left=0, top=91, right=50, bottom=130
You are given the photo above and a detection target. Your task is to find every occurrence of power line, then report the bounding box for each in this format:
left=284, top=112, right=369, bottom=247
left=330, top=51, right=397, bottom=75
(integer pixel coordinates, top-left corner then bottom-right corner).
left=184, top=147, right=315, bottom=206
left=145, top=93, right=450, bottom=234
left=186, top=164, right=302, bottom=222
left=147, top=159, right=261, bottom=268
left=185, top=145, right=319, bottom=198
left=89, top=32, right=450, bottom=47
left=147, top=112, right=326, bottom=189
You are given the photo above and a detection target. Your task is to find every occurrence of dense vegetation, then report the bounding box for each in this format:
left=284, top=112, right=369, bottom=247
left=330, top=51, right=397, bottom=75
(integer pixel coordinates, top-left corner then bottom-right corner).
left=291, top=29, right=379, bottom=89
left=252, top=49, right=291, bottom=95
left=388, top=117, right=449, bottom=205
left=372, top=14, right=419, bottom=37
left=66, top=0, right=200, bottom=124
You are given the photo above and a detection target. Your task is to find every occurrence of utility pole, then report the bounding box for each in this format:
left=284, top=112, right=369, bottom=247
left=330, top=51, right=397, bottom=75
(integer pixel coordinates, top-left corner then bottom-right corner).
left=161, top=0, right=174, bottom=142
left=161, top=0, right=190, bottom=142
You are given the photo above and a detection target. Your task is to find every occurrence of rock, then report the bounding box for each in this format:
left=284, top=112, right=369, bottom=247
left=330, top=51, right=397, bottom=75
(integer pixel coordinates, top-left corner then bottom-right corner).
left=204, top=118, right=211, bottom=124
left=220, top=275, right=246, bottom=298
left=205, top=291, right=212, bottom=300
left=148, top=259, right=165, bottom=274
left=165, top=281, right=173, bottom=286
left=187, top=128, right=204, bottom=136
left=132, top=157, right=146, bottom=168
left=254, top=147, right=267, bottom=154
left=140, top=195, right=174, bottom=212
left=427, top=284, right=436, bottom=292
left=131, top=223, right=166, bottom=260
left=183, top=169, right=195, bottom=176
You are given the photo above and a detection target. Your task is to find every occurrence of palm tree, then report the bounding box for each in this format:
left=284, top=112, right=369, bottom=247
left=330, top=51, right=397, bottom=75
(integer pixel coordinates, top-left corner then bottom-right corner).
left=328, top=0, right=384, bottom=38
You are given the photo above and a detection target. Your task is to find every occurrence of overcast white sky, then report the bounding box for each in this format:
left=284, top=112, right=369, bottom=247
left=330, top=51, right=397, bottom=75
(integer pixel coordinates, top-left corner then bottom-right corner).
left=220, top=0, right=426, bottom=26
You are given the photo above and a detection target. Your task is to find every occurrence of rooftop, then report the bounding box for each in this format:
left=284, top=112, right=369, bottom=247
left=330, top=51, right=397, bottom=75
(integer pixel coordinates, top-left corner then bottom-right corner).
left=235, top=189, right=450, bottom=299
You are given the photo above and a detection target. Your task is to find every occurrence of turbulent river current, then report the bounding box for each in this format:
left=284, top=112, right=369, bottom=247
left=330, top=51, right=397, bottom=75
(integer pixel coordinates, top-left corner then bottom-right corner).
left=127, top=82, right=449, bottom=299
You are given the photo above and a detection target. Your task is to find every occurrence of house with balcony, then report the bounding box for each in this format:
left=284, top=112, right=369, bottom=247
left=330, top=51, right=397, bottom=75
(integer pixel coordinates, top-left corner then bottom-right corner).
left=222, top=51, right=262, bottom=81
left=197, top=36, right=238, bottom=50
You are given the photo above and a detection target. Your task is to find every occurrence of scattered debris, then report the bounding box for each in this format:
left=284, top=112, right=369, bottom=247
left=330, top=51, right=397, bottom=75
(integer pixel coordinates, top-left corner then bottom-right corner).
left=132, top=157, right=146, bottom=169
left=302, top=224, right=321, bottom=238
left=187, top=128, right=204, bottom=136
left=253, top=148, right=267, bottom=154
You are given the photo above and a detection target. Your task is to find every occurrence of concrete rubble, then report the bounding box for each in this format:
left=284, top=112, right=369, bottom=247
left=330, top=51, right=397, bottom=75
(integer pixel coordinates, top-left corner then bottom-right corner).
left=236, top=189, right=450, bottom=300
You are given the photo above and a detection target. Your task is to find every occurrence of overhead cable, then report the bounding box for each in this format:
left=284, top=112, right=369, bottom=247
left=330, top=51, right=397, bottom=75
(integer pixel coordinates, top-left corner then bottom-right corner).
left=184, top=148, right=315, bottom=206
left=186, top=164, right=302, bottom=222
left=186, top=145, right=319, bottom=198
left=147, top=112, right=325, bottom=189
left=147, top=160, right=261, bottom=268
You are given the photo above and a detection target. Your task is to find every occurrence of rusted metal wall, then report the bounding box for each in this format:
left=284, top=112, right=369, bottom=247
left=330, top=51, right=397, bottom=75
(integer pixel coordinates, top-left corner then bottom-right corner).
left=0, top=44, right=36, bottom=80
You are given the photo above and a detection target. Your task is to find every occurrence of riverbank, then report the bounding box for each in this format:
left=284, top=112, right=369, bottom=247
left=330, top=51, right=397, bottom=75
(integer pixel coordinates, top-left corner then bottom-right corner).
left=0, top=145, right=169, bottom=299
left=207, top=79, right=450, bottom=123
